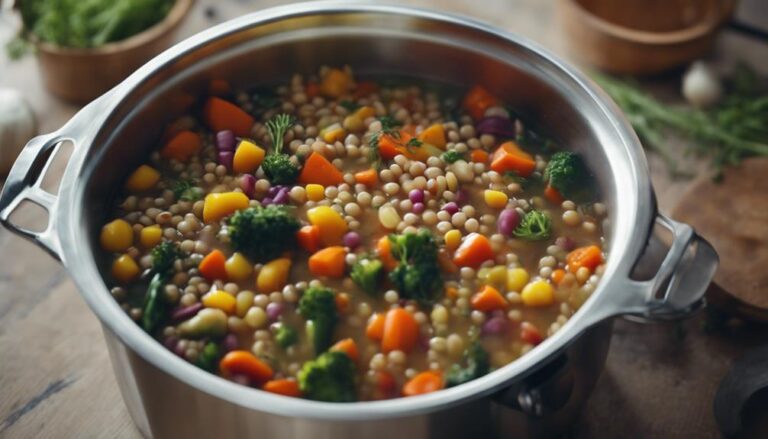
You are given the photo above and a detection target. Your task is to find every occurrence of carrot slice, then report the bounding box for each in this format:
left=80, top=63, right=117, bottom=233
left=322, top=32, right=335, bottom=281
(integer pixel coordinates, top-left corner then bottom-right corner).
left=335, top=292, right=350, bottom=314
left=263, top=379, right=302, bottom=397
left=490, top=141, right=536, bottom=177
left=520, top=322, right=543, bottom=346
left=219, top=350, right=273, bottom=385
left=203, top=97, right=254, bottom=137
left=376, top=236, right=399, bottom=271
left=470, top=149, right=489, bottom=163
left=566, top=245, right=603, bottom=273
left=354, top=168, right=378, bottom=187
left=381, top=308, right=419, bottom=353
left=402, top=371, right=444, bottom=397
left=296, top=225, right=321, bottom=253
left=330, top=338, right=359, bottom=363
left=308, top=246, right=347, bottom=278
left=298, top=152, right=344, bottom=186
left=551, top=268, right=566, bottom=286
left=366, top=313, right=386, bottom=341
left=471, top=285, right=508, bottom=312
left=463, top=86, right=500, bottom=120
left=199, top=249, right=228, bottom=281
left=161, top=130, right=201, bottom=162
left=452, top=233, right=495, bottom=268
left=544, top=185, right=565, bottom=204
left=417, top=123, right=447, bottom=149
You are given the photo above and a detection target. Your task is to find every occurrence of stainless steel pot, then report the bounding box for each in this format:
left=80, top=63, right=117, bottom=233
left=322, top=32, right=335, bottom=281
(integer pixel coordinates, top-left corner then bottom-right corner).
left=0, top=3, right=718, bottom=438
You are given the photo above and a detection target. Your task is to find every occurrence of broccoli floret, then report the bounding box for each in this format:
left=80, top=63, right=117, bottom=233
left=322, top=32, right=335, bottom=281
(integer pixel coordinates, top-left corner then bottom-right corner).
left=143, top=241, right=184, bottom=333
left=441, top=150, right=464, bottom=164
left=275, top=324, right=298, bottom=349
left=263, top=113, right=300, bottom=184
left=446, top=342, right=490, bottom=387
left=227, top=205, right=300, bottom=262
left=171, top=179, right=203, bottom=201
left=513, top=210, right=551, bottom=241
left=298, top=286, right=338, bottom=354
left=298, top=351, right=357, bottom=402
left=388, top=230, right=442, bottom=304
left=196, top=342, right=221, bottom=372
left=350, top=257, right=384, bottom=296
left=543, top=151, right=588, bottom=198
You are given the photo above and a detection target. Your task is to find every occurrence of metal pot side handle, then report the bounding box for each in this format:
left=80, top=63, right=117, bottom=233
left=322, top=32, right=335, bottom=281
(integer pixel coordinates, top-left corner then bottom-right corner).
left=0, top=133, right=69, bottom=260
left=615, top=213, right=719, bottom=321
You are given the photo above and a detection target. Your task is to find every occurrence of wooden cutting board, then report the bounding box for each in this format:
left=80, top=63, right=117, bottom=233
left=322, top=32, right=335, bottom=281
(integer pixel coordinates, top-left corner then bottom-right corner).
left=672, top=157, right=768, bottom=321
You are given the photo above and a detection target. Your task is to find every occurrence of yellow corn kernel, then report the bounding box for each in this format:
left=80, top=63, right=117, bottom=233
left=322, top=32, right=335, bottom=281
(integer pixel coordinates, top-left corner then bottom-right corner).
left=444, top=229, right=461, bottom=251
left=111, top=254, right=140, bottom=283
left=487, top=266, right=508, bottom=286
left=100, top=219, right=134, bottom=252
left=202, top=290, right=237, bottom=314
left=521, top=280, right=555, bottom=307
left=256, top=257, right=292, bottom=294
left=484, top=190, right=509, bottom=209
left=202, top=192, right=249, bottom=223
left=125, top=165, right=160, bottom=192
left=320, top=123, right=346, bottom=143
left=354, top=105, right=376, bottom=121
left=506, top=268, right=529, bottom=292
left=139, top=224, right=162, bottom=248
left=306, top=184, right=325, bottom=201
left=307, top=205, right=347, bottom=246
left=225, top=252, right=253, bottom=281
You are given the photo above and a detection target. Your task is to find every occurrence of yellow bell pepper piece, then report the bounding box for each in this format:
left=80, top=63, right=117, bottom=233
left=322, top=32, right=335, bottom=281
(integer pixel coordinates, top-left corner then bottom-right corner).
left=484, top=190, right=509, bottom=209
left=521, top=280, right=555, bottom=307
left=257, top=258, right=292, bottom=294
left=112, top=254, right=140, bottom=283
left=125, top=165, right=160, bottom=192
left=203, top=192, right=249, bottom=223
left=225, top=252, right=253, bottom=281
left=306, top=184, right=325, bottom=201
left=202, top=290, right=237, bottom=314
left=139, top=224, right=162, bottom=248
left=233, top=140, right=266, bottom=174
left=506, top=268, right=529, bottom=292
left=101, top=219, right=134, bottom=252
left=307, top=206, right=348, bottom=246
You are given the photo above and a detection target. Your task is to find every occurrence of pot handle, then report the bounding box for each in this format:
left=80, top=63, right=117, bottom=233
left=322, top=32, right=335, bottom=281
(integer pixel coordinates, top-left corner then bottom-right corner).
left=610, top=213, right=719, bottom=321
left=0, top=132, right=69, bottom=260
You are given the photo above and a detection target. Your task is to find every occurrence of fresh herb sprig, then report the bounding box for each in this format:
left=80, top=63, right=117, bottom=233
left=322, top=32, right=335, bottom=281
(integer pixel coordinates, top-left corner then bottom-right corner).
left=367, top=116, right=402, bottom=168
left=263, top=113, right=300, bottom=184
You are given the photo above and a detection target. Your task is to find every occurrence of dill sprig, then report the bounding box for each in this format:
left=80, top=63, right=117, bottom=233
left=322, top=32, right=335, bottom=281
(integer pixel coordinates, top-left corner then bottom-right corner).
left=266, top=113, right=295, bottom=154
left=367, top=116, right=402, bottom=168
left=263, top=114, right=300, bottom=184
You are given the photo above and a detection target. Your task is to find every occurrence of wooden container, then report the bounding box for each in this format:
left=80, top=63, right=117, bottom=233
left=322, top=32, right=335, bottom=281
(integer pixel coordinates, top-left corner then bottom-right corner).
left=32, top=0, right=193, bottom=103
left=557, top=0, right=737, bottom=74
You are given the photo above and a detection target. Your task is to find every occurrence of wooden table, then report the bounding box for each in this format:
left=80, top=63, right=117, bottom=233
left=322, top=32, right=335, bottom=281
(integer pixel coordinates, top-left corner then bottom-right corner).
left=2, top=1, right=767, bottom=437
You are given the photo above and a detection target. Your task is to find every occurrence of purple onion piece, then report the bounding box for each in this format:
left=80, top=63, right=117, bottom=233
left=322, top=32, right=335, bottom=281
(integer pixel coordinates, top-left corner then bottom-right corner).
left=476, top=116, right=516, bottom=138
left=223, top=333, right=240, bottom=352
left=498, top=209, right=521, bottom=236
left=266, top=302, right=284, bottom=321
left=442, top=202, right=459, bottom=215
left=218, top=151, right=234, bottom=170
left=272, top=188, right=289, bottom=205
left=481, top=316, right=508, bottom=336
left=172, top=303, right=203, bottom=321
left=556, top=236, right=576, bottom=251
left=261, top=196, right=273, bottom=206
left=240, top=174, right=256, bottom=199
left=408, top=189, right=425, bottom=204
left=455, top=189, right=470, bottom=206
left=412, top=202, right=425, bottom=214
left=267, top=185, right=284, bottom=197
left=216, top=130, right=236, bottom=151
left=343, top=231, right=361, bottom=249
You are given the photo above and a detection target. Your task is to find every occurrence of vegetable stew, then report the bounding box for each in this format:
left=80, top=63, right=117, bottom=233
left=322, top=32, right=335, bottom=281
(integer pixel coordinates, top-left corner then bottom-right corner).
left=102, top=66, right=608, bottom=401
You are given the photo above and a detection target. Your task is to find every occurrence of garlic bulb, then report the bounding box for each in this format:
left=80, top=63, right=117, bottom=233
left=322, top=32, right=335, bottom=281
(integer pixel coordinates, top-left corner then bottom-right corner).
left=682, top=61, right=722, bottom=108
left=0, top=88, right=37, bottom=176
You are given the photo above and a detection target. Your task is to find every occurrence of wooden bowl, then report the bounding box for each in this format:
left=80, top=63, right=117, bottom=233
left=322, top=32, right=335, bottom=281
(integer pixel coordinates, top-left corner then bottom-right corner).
left=557, top=0, right=737, bottom=74
left=31, top=0, right=193, bottom=103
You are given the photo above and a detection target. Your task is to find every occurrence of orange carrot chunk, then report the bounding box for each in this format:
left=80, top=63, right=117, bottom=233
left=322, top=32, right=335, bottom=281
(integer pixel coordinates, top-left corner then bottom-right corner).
left=263, top=379, right=302, bottom=397
left=566, top=245, right=603, bottom=273
left=551, top=268, right=566, bottom=286
left=374, top=371, right=397, bottom=399
left=453, top=233, right=495, bottom=268
left=381, top=308, right=419, bottom=353
left=544, top=185, right=565, bottom=204
left=520, top=322, right=544, bottom=346
left=296, top=225, right=321, bottom=253
left=354, top=168, right=378, bottom=187
left=366, top=313, right=386, bottom=341
left=470, top=149, right=489, bottom=163
left=199, top=249, right=228, bottom=281
left=471, top=285, right=508, bottom=312
left=298, top=152, right=344, bottom=186
left=490, top=141, right=536, bottom=177
left=308, top=246, right=347, bottom=278
left=161, top=130, right=201, bottom=162
left=402, top=371, right=444, bottom=397
left=463, top=86, right=500, bottom=120
left=376, top=236, right=399, bottom=271
left=203, top=97, right=255, bottom=137
left=219, top=350, right=274, bottom=385
left=330, top=338, right=360, bottom=363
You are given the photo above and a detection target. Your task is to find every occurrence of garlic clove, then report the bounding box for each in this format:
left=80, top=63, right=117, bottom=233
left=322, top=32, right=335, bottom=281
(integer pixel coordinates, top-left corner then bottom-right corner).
left=682, top=61, right=723, bottom=108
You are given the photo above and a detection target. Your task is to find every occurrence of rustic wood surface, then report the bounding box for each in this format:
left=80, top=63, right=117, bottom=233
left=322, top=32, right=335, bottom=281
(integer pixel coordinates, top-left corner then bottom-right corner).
left=2, top=1, right=768, bottom=438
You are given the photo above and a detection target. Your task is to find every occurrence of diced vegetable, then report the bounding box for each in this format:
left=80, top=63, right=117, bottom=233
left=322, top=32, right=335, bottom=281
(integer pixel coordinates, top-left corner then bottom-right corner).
left=381, top=308, right=418, bottom=353
left=199, top=249, right=227, bottom=281
left=298, top=286, right=339, bottom=353
left=219, top=350, right=274, bottom=384
left=376, top=235, right=399, bottom=271
left=307, top=206, right=348, bottom=246
left=453, top=233, right=494, bottom=268
left=306, top=184, right=325, bottom=201
left=543, top=151, right=589, bottom=199
left=544, top=185, right=564, bottom=204
left=506, top=268, right=530, bottom=292
left=403, top=371, right=444, bottom=396
left=463, top=86, right=499, bottom=120
left=417, top=123, right=447, bottom=149
left=297, top=225, right=321, bottom=253
left=298, top=152, right=344, bottom=186
left=566, top=245, right=603, bottom=273
left=444, top=229, right=462, bottom=251
left=263, top=379, right=302, bottom=397
left=513, top=210, right=551, bottom=241
left=204, top=97, right=254, bottom=137
left=298, top=351, right=356, bottom=402
left=446, top=342, right=490, bottom=387
left=308, top=246, right=347, bottom=278
left=330, top=338, right=359, bottom=363
left=490, top=141, right=535, bottom=177
left=100, top=219, right=133, bottom=252
left=224, top=252, right=253, bottom=281
left=232, top=140, right=266, bottom=174
left=354, top=168, right=378, bottom=187
left=202, top=192, right=249, bottom=223
left=350, top=257, right=384, bottom=295
left=521, top=280, right=555, bottom=307
left=388, top=230, right=443, bottom=304
left=471, top=285, right=507, bottom=312
left=178, top=308, right=228, bottom=338
left=125, top=165, right=160, bottom=192
left=256, top=258, right=292, bottom=294
left=483, top=190, right=508, bottom=208
left=196, top=342, right=221, bottom=372
left=470, top=149, right=489, bottom=163
left=366, top=313, right=385, bottom=341
left=263, top=114, right=300, bottom=185
left=275, top=324, right=298, bottom=349
left=161, top=130, right=201, bottom=162
left=319, top=69, right=353, bottom=98
left=111, top=254, right=140, bottom=283
left=202, top=290, right=237, bottom=314
left=139, top=224, right=162, bottom=248
left=227, top=206, right=300, bottom=262
left=520, top=321, right=543, bottom=345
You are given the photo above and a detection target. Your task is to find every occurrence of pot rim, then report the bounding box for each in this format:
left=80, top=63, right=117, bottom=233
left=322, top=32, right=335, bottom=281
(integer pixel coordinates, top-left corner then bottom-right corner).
left=56, top=2, right=652, bottom=421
